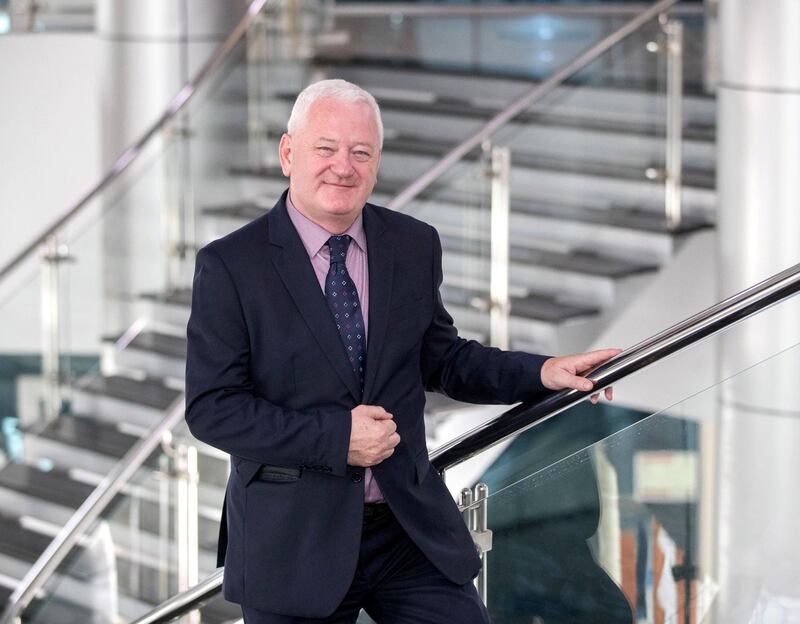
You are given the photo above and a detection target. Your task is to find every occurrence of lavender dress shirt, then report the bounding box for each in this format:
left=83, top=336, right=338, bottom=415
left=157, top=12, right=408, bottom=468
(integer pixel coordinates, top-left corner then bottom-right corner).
left=286, top=194, right=384, bottom=503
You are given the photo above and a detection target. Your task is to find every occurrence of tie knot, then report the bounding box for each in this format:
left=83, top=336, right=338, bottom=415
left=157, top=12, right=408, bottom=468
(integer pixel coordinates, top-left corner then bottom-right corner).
left=327, top=235, right=352, bottom=266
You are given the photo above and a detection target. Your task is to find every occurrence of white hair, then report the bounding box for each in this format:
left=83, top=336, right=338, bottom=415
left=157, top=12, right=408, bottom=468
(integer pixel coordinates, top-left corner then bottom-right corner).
left=286, top=79, right=384, bottom=149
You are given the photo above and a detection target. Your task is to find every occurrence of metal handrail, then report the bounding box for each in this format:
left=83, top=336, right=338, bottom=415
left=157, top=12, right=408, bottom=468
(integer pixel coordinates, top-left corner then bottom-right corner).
left=0, top=0, right=269, bottom=285
left=331, top=2, right=702, bottom=18
left=129, top=260, right=800, bottom=624
left=386, top=0, right=682, bottom=213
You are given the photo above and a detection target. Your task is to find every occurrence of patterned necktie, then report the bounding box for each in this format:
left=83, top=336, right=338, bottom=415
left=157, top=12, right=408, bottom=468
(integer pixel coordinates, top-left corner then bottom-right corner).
left=325, top=235, right=367, bottom=394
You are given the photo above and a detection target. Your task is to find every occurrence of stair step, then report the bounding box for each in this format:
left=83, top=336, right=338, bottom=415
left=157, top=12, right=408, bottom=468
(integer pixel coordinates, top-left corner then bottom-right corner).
left=141, top=289, right=193, bottom=309
left=114, top=331, right=188, bottom=362
left=381, top=133, right=715, bottom=190
left=0, top=582, right=97, bottom=623
left=209, top=177, right=712, bottom=239
left=312, top=55, right=714, bottom=99
left=0, top=512, right=54, bottom=564
left=439, top=234, right=658, bottom=279
left=76, top=374, right=182, bottom=412
left=30, top=413, right=142, bottom=464
left=0, top=462, right=221, bottom=549
left=442, top=284, right=598, bottom=324
left=251, top=89, right=716, bottom=142
left=0, top=463, right=94, bottom=510
left=227, top=123, right=716, bottom=191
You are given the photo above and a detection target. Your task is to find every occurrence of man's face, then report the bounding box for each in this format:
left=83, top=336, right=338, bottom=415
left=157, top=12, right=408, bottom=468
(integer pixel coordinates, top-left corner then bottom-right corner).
left=279, top=97, right=381, bottom=233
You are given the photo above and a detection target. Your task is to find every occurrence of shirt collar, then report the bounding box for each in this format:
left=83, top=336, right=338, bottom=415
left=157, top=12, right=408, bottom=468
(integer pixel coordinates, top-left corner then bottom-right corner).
left=286, top=191, right=367, bottom=258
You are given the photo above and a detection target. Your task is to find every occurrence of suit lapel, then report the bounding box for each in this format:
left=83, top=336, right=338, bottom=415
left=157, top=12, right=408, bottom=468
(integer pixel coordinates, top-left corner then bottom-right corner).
left=267, top=197, right=362, bottom=402
left=362, top=205, right=394, bottom=403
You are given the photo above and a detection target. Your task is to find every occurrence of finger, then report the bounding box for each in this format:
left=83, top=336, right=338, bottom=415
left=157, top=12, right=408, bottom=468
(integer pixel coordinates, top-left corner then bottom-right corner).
left=370, top=408, right=393, bottom=420
left=554, top=370, right=594, bottom=393
left=570, top=348, right=623, bottom=373
left=590, top=393, right=599, bottom=405
left=605, top=386, right=614, bottom=401
left=388, top=432, right=401, bottom=447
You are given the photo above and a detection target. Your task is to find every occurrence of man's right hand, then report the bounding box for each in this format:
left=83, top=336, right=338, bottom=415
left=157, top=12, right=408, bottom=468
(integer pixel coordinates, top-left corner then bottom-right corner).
left=347, top=405, right=400, bottom=467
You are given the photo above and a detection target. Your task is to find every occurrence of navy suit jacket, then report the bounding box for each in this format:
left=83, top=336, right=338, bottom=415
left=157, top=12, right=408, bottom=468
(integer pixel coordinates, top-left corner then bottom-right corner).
left=185, top=192, right=549, bottom=617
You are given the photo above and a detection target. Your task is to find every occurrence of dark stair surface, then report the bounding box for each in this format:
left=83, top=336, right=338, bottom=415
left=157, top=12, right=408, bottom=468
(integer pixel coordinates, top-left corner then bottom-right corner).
left=439, top=234, right=658, bottom=279
left=207, top=178, right=713, bottom=237
left=104, top=330, right=188, bottom=361
left=0, top=462, right=220, bottom=548
left=227, top=124, right=716, bottom=190
left=311, top=55, right=714, bottom=98
left=26, top=413, right=152, bottom=466
left=0, top=462, right=94, bottom=509
left=77, top=374, right=182, bottom=411
left=442, top=284, right=598, bottom=324
left=141, top=289, right=193, bottom=308
left=242, top=90, right=716, bottom=142
left=0, top=583, right=97, bottom=624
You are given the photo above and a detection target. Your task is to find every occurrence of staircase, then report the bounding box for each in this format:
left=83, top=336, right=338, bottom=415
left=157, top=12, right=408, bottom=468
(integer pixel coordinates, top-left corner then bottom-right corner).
left=0, top=10, right=716, bottom=622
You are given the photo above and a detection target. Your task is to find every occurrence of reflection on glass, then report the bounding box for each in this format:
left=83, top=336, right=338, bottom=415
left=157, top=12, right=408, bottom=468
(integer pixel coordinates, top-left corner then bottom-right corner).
left=477, top=341, right=800, bottom=624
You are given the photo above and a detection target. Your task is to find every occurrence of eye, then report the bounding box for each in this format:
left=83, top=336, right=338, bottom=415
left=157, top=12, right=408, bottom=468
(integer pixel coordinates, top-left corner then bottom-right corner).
left=317, top=146, right=334, bottom=155
left=353, top=150, right=371, bottom=162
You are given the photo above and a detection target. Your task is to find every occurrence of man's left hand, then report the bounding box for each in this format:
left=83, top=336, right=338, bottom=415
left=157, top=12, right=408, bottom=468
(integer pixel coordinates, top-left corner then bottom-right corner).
left=540, top=348, right=622, bottom=404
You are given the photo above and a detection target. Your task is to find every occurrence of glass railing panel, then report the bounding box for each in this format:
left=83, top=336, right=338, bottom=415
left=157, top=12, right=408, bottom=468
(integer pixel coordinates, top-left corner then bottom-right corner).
left=17, top=441, right=232, bottom=623
left=1, top=2, right=721, bottom=620
left=485, top=13, right=713, bottom=244
left=477, top=337, right=800, bottom=624
left=328, top=11, right=615, bottom=77
left=0, top=23, right=256, bottom=620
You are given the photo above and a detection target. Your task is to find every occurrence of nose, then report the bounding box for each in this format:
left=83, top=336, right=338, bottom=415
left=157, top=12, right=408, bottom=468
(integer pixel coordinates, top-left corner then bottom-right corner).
left=329, top=151, right=356, bottom=178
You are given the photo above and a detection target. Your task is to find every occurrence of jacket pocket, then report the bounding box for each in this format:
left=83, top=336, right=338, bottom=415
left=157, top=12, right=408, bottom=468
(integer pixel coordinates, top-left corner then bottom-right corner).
left=254, top=464, right=301, bottom=483
left=235, top=458, right=301, bottom=486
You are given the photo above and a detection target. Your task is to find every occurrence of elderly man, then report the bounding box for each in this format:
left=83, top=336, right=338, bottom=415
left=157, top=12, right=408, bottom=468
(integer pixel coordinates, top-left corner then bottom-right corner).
left=186, top=79, right=617, bottom=623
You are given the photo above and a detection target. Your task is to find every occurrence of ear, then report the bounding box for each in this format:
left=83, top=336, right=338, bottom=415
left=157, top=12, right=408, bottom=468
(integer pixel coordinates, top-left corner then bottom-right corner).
left=278, top=133, right=292, bottom=177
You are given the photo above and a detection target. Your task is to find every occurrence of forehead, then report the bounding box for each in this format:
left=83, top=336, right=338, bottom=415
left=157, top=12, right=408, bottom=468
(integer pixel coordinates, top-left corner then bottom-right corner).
left=302, top=97, right=379, bottom=145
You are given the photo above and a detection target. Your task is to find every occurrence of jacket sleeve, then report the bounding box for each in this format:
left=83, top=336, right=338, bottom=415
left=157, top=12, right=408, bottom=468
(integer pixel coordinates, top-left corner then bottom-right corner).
left=420, top=226, right=551, bottom=404
left=184, top=245, right=351, bottom=477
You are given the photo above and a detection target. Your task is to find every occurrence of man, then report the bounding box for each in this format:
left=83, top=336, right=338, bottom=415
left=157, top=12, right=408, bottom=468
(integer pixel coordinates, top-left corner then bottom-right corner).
left=186, top=79, right=618, bottom=623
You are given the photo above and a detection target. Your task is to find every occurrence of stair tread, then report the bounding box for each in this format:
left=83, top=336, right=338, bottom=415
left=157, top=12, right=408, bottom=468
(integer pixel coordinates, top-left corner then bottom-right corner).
left=205, top=187, right=712, bottom=238
left=141, top=289, right=193, bottom=307
left=78, top=374, right=182, bottom=411
left=262, top=91, right=717, bottom=142
left=0, top=511, right=53, bottom=563
left=439, top=234, right=658, bottom=278
left=105, top=330, right=188, bottom=360
left=381, top=133, right=716, bottom=189
left=33, top=413, right=141, bottom=461
left=0, top=463, right=94, bottom=509
left=312, top=55, right=713, bottom=99
left=0, top=583, right=97, bottom=622
left=442, top=284, right=598, bottom=323
left=227, top=128, right=716, bottom=189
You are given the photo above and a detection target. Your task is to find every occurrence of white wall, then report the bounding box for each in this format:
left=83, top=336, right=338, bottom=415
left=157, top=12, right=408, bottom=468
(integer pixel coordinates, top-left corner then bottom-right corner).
left=589, top=229, right=720, bottom=419
left=0, top=33, right=103, bottom=353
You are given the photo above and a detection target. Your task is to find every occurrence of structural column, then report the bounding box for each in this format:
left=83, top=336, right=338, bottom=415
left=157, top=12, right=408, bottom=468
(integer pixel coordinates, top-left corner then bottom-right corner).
left=96, top=0, right=248, bottom=332
left=716, top=1, right=800, bottom=620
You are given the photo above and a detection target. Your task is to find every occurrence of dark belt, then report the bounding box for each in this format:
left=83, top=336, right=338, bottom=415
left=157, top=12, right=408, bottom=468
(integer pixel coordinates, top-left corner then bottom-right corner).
left=363, top=502, right=391, bottom=524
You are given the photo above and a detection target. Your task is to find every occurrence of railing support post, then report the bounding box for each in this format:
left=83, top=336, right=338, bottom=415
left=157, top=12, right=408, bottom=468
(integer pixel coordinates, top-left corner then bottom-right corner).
left=662, top=16, right=684, bottom=230
left=473, top=483, right=491, bottom=605
left=174, top=444, right=200, bottom=623
left=459, top=484, right=492, bottom=606
left=488, top=145, right=511, bottom=350
left=40, top=234, right=67, bottom=421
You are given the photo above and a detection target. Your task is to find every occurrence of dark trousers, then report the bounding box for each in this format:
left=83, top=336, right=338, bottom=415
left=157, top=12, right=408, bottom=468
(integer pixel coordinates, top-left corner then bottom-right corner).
left=242, top=504, right=491, bottom=624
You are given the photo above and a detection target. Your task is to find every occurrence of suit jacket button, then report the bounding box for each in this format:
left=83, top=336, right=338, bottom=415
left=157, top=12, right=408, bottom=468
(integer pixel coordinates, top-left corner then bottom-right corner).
left=350, top=472, right=363, bottom=483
